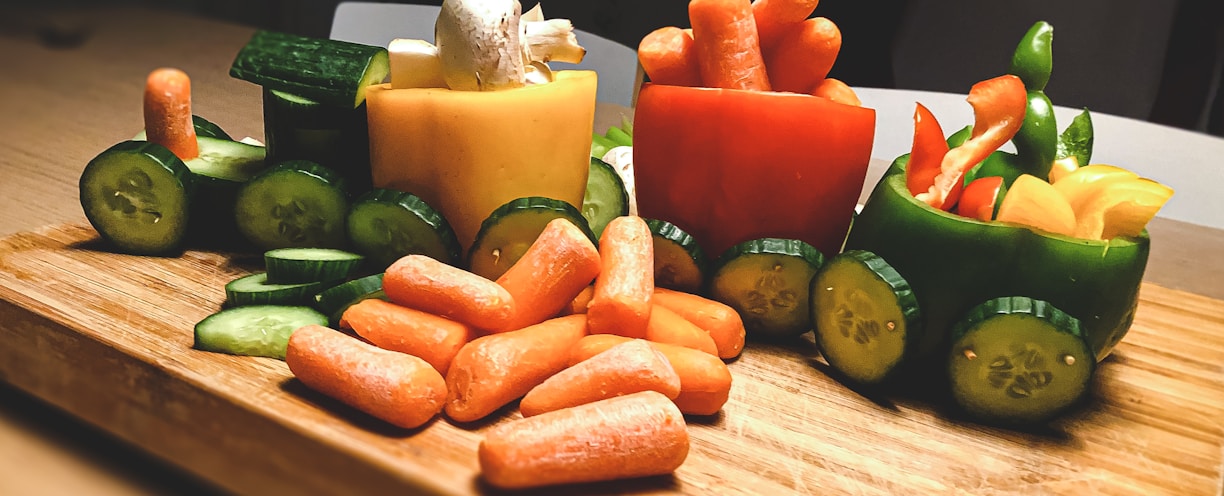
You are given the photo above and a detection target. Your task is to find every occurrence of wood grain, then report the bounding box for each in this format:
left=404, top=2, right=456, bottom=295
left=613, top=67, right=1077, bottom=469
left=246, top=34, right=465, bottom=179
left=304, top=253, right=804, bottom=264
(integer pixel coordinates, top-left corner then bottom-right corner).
left=0, top=223, right=1220, bottom=495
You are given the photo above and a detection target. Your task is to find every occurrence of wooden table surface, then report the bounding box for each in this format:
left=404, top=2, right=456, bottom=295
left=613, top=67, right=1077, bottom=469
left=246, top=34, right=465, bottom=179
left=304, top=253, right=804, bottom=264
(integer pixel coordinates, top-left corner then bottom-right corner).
left=1, top=5, right=1222, bottom=496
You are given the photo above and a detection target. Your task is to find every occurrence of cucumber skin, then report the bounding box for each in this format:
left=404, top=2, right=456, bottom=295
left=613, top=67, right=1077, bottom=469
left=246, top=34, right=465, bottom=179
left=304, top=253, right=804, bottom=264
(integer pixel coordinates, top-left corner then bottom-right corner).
left=225, top=273, right=332, bottom=307
left=230, top=30, right=389, bottom=109
left=262, top=88, right=371, bottom=195
left=79, top=140, right=195, bottom=256
left=645, top=218, right=706, bottom=294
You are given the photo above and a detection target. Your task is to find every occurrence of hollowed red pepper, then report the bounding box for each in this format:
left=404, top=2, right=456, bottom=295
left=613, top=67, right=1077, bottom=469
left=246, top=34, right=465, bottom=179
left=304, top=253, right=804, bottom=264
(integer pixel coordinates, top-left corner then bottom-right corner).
left=632, top=83, right=876, bottom=258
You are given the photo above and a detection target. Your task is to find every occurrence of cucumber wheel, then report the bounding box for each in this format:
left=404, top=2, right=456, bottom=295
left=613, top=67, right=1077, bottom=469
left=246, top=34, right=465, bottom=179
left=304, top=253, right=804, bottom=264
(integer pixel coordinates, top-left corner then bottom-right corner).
left=646, top=219, right=706, bottom=294
left=264, top=247, right=365, bottom=284
left=347, top=189, right=461, bottom=269
left=709, top=238, right=825, bottom=339
left=582, top=157, right=629, bottom=239
left=234, top=161, right=349, bottom=250
left=225, top=272, right=332, bottom=307
left=467, top=196, right=596, bottom=281
left=313, top=273, right=387, bottom=326
left=79, top=140, right=194, bottom=255
left=810, top=250, right=921, bottom=385
left=948, top=296, right=1094, bottom=425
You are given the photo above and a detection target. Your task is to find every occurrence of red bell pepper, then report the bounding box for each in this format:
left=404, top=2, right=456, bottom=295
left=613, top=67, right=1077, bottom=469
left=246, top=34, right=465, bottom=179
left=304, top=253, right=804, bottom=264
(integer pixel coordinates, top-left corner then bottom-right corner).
left=956, top=175, right=1006, bottom=221
left=905, top=103, right=949, bottom=198
left=632, top=83, right=876, bottom=258
left=910, top=75, right=1027, bottom=210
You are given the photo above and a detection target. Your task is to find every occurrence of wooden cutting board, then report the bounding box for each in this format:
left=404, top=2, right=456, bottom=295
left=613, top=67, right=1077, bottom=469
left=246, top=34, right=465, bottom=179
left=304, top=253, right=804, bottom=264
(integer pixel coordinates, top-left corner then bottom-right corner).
left=1, top=223, right=1221, bottom=495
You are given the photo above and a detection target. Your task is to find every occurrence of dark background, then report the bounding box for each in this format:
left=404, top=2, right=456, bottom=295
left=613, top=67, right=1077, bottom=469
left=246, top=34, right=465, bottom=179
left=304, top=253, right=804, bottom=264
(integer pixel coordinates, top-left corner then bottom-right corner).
left=15, top=0, right=1224, bottom=135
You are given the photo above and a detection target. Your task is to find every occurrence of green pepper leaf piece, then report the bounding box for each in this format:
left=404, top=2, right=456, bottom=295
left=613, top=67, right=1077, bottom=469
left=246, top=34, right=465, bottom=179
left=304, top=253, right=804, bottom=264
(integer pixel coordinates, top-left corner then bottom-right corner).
left=1056, top=108, right=1094, bottom=168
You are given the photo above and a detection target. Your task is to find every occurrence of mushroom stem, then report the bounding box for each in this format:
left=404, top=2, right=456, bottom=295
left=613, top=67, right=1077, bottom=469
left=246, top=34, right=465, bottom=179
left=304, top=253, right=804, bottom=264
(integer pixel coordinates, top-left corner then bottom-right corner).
left=523, top=19, right=586, bottom=64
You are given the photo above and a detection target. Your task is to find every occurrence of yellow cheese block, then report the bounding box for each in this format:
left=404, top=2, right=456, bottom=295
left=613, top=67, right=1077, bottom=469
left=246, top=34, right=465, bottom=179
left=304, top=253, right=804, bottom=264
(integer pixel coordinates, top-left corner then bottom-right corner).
left=366, top=70, right=598, bottom=253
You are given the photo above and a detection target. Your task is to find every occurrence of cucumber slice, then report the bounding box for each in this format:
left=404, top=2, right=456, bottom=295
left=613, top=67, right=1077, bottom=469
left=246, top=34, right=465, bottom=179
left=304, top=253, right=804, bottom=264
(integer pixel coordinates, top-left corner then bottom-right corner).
left=645, top=219, right=706, bottom=294
left=262, top=88, right=370, bottom=194
left=225, top=272, right=332, bottom=306
left=582, top=157, right=630, bottom=238
left=229, top=30, right=389, bottom=109
left=234, top=161, right=349, bottom=250
left=314, top=273, right=387, bottom=326
left=468, top=196, right=596, bottom=281
left=79, top=140, right=194, bottom=255
left=948, top=296, right=1094, bottom=425
left=193, top=305, right=327, bottom=359
left=810, top=250, right=921, bottom=385
left=184, top=136, right=267, bottom=184
left=709, top=238, right=825, bottom=339
left=264, top=247, right=365, bottom=284
left=132, top=115, right=233, bottom=141
left=347, top=189, right=462, bottom=269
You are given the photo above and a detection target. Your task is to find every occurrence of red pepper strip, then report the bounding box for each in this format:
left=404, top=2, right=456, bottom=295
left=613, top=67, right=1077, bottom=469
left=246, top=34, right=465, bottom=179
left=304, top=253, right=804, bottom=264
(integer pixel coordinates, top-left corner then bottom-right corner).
left=916, top=75, right=1026, bottom=210
left=905, top=103, right=949, bottom=197
left=956, top=175, right=1006, bottom=221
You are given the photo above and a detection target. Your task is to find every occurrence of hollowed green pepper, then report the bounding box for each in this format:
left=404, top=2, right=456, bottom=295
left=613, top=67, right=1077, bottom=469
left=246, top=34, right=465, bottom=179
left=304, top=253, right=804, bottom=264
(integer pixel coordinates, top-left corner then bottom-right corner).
left=845, top=156, right=1149, bottom=362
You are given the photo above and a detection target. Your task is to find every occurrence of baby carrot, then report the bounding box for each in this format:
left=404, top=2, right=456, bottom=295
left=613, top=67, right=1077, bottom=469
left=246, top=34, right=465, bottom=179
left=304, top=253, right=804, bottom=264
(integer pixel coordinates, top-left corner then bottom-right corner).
left=339, top=298, right=474, bottom=375
left=495, top=218, right=601, bottom=332
left=285, top=325, right=446, bottom=429
left=382, top=254, right=516, bottom=332
left=519, top=339, right=681, bottom=417
left=812, top=77, right=862, bottom=106
left=764, top=17, right=841, bottom=94
left=689, top=0, right=772, bottom=91
left=587, top=216, right=654, bottom=338
left=445, top=314, right=589, bottom=423
left=645, top=304, right=719, bottom=356
left=570, top=335, right=733, bottom=416
left=638, top=26, right=703, bottom=87
left=558, top=285, right=594, bottom=316
left=143, top=68, right=199, bottom=160
left=753, top=0, right=822, bottom=52
left=652, top=288, right=746, bottom=359
left=479, top=391, right=689, bottom=490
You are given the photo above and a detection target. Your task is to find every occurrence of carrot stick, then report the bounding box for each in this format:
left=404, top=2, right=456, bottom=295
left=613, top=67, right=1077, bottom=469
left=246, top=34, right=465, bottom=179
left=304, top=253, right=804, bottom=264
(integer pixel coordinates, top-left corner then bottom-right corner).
left=445, top=314, right=589, bottom=423
left=638, top=26, right=703, bottom=87
left=570, top=335, right=733, bottom=416
left=495, top=218, right=601, bottom=332
left=811, top=77, right=861, bottom=106
left=689, top=0, right=772, bottom=91
left=519, top=339, right=680, bottom=417
left=764, top=17, right=841, bottom=94
left=479, top=391, right=689, bottom=490
left=558, top=285, right=594, bottom=316
left=587, top=216, right=654, bottom=338
left=652, top=288, right=746, bottom=359
left=285, top=325, right=447, bottom=429
left=143, top=68, right=199, bottom=160
left=383, top=254, right=516, bottom=332
left=645, top=303, right=719, bottom=356
left=752, top=0, right=821, bottom=52
left=339, top=298, right=474, bottom=375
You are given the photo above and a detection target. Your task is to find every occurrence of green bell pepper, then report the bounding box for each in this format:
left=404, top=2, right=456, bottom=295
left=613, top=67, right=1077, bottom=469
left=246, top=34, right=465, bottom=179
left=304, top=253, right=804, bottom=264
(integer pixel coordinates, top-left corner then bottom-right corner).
left=845, top=156, right=1149, bottom=362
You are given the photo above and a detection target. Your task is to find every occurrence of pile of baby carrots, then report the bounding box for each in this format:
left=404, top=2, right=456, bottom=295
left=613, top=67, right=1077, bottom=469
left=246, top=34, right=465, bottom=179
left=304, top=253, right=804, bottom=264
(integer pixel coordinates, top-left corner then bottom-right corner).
left=283, top=215, right=746, bottom=490
left=638, top=0, right=860, bottom=106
